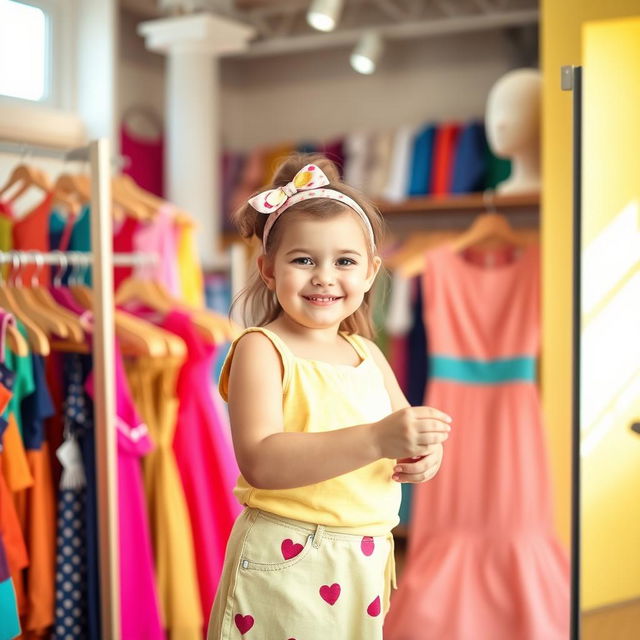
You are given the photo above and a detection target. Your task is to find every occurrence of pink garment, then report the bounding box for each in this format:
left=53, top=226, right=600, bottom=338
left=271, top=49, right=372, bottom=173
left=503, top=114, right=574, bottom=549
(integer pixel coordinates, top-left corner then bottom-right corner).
left=159, top=310, right=241, bottom=623
left=384, top=244, right=570, bottom=640
left=86, top=345, right=163, bottom=640
left=132, top=205, right=181, bottom=298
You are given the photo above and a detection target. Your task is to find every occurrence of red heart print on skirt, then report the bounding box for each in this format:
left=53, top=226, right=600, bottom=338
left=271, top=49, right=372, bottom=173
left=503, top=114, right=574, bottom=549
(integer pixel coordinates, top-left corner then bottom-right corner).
left=281, top=538, right=304, bottom=560
left=234, top=614, right=254, bottom=634
left=319, top=583, right=341, bottom=605
left=367, top=596, right=381, bottom=617
left=361, top=536, right=375, bottom=556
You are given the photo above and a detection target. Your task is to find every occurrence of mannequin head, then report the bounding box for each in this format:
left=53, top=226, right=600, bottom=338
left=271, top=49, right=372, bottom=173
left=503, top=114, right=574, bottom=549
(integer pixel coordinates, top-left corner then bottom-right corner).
left=485, top=68, right=542, bottom=193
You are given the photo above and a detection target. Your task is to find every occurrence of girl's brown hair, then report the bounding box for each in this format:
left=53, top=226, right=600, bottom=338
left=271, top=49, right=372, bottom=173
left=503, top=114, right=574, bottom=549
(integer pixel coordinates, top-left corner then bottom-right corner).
left=231, top=153, right=386, bottom=338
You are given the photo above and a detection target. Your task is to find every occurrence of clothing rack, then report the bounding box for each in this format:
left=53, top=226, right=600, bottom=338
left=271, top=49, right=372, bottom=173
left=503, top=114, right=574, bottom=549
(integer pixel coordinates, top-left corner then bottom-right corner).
left=0, top=250, right=157, bottom=267
left=0, top=138, right=121, bottom=639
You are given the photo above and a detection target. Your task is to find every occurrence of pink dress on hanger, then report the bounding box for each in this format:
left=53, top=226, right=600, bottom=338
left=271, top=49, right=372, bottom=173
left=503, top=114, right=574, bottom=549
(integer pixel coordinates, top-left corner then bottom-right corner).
left=159, top=310, right=241, bottom=623
left=86, top=345, right=164, bottom=640
left=132, top=205, right=181, bottom=298
left=384, top=244, right=570, bottom=640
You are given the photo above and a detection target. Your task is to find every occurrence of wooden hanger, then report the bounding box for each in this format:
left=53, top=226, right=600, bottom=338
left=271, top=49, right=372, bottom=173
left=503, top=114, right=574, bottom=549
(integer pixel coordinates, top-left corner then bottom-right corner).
left=450, top=190, right=533, bottom=253
left=0, top=163, right=78, bottom=211
left=70, top=280, right=184, bottom=358
left=116, top=174, right=193, bottom=225
left=0, top=267, right=50, bottom=356
left=111, top=176, right=153, bottom=221
left=29, top=253, right=86, bottom=343
left=0, top=163, right=49, bottom=200
left=385, top=232, right=455, bottom=271
left=386, top=231, right=462, bottom=279
left=6, top=254, right=70, bottom=339
left=115, top=274, right=231, bottom=344
left=55, top=172, right=130, bottom=222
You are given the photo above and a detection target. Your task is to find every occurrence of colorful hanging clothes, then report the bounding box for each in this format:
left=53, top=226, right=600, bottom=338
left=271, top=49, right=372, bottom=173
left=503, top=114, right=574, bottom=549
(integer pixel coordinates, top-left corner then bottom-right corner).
left=86, top=346, right=164, bottom=640
left=159, top=310, right=241, bottom=623
left=125, top=356, right=203, bottom=640
left=384, top=244, right=570, bottom=640
left=14, top=352, right=56, bottom=636
left=2, top=327, right=35, bottom=617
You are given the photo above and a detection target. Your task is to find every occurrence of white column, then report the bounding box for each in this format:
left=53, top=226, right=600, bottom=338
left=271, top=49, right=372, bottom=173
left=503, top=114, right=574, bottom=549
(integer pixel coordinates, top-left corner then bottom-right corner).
left=139, top=14, right=254, bottom=268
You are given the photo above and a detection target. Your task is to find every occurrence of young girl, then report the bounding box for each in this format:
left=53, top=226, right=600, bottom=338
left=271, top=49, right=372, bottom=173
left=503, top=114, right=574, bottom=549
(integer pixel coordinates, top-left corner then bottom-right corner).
left=208, top=154, right=452, bottom=639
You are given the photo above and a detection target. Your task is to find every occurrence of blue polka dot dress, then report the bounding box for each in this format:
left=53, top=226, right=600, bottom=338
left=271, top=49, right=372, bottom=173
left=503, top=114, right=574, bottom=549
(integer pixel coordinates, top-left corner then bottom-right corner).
left=54, top=354, right=97, bottom=640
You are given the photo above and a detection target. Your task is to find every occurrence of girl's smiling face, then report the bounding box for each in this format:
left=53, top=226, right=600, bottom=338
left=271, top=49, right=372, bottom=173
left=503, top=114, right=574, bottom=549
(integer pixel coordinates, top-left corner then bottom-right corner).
left=258, top=210, right=381, bottom=332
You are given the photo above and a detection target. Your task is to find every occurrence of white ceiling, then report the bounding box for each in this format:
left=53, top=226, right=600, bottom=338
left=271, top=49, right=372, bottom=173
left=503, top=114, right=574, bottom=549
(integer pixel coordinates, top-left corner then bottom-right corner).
left=119, top=0, right=539, bottom=58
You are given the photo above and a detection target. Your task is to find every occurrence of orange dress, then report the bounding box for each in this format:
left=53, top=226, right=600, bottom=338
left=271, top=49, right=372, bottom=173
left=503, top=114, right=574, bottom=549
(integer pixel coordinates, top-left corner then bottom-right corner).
left=0, top=413, right=33, bottom=616
left=13, top=353, right=56, bottom=637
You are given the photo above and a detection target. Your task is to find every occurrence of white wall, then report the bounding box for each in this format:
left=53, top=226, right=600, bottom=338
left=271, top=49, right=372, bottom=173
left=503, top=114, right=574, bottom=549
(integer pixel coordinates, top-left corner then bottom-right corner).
left=118, top=9, right=165, bottom=122
left=221, top=31, right=515, bottom=150
left=118, top=16, right=517, bottom=151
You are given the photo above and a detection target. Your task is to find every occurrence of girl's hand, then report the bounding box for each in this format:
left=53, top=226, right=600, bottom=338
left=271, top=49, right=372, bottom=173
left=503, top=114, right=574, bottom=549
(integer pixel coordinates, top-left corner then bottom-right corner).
left=392, top=444, right=444, bottom=483
left=373, top=406, right=451, bottom=460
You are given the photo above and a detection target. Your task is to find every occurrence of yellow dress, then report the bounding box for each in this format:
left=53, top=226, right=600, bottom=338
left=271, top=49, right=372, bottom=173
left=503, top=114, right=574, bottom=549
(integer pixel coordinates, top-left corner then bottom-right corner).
left=125, top=356, right=203, bottom=640
left=176, top=225, right=205, bottom=308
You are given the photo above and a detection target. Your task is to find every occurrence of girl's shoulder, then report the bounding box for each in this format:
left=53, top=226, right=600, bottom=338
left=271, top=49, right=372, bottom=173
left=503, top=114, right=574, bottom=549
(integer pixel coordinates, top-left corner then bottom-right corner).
left=219, top=327, right=292, bottom=401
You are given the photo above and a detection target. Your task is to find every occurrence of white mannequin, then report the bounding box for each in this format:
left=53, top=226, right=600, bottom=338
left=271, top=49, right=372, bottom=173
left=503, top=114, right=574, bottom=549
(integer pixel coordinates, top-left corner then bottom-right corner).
left=485, top=68, right=541, bottom=194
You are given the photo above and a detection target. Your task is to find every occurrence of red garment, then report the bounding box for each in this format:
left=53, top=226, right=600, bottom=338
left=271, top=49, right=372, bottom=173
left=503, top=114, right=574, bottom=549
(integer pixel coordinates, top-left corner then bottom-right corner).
left=44, top=352, right=64, bottom=489
left=112, top=216, right=139, bottom=289
left=120, top=124, right=164, bottom=197
left=12, top=193, right=54, bottom=284
left=0, top=200, right=15, bottom=218
left=389, top=335, right=408, bottom=394
left=429, top=123, right=462, bottom=196
left=159, top=311, right=241, bottom=623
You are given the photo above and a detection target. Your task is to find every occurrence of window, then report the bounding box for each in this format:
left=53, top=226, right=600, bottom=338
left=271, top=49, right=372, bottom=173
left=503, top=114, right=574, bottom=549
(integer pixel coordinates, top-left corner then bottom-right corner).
left=0, top=0, right=50, bottom=102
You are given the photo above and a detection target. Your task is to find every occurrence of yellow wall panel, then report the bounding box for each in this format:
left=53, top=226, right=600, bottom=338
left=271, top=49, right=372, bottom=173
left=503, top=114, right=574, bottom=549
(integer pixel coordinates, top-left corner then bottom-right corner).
left=541, top=0, right=640, bottom=553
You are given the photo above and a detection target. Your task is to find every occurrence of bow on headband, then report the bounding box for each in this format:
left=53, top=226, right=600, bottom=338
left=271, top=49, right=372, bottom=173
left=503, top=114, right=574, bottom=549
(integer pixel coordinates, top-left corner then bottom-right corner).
left=247, top=162, right=377, bottom=251
left=248, top=164, right=330, bottom=213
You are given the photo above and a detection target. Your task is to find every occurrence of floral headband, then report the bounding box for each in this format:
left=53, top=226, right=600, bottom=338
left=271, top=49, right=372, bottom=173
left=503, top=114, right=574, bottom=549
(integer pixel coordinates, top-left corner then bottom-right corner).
left=248, top=164, right=376, bottom=251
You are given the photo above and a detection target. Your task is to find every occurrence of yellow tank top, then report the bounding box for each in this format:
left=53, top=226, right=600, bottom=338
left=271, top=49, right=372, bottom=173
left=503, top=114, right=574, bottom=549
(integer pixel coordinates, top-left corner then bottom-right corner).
left=219, top=327, right=401, bottom=534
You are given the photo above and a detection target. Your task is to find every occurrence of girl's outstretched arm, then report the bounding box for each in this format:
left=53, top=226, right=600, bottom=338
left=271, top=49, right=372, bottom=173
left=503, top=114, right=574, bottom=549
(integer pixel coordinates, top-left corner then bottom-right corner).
left=227, top=332, right=450, bottom=490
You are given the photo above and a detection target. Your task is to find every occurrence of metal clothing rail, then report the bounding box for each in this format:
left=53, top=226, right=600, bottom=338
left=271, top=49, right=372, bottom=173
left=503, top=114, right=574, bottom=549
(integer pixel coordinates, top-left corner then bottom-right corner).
left=0, top=137, right=121, bottom=638
left=0, top=139, right=90, bottom=162
left=0, top=250, right=157, bottom=267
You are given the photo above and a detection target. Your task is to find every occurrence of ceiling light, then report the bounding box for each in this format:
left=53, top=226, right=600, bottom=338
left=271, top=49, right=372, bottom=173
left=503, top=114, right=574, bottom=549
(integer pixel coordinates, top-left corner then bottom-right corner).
left=350, top=31, right=384, bottom=75
left=307, top=0, right=343, bottom=32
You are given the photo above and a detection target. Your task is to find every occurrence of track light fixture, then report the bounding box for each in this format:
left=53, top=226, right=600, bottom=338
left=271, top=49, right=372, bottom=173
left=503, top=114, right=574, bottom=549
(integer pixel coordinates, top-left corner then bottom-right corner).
left=306, top=0, right=344, bottom=33
left=350, top=30, right=384, bottom=75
